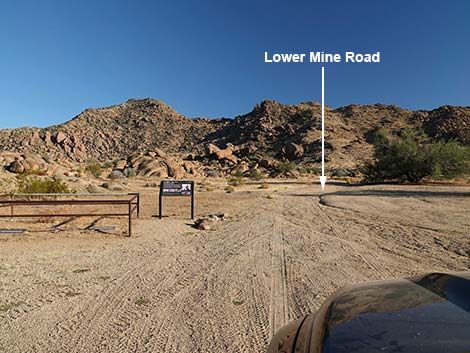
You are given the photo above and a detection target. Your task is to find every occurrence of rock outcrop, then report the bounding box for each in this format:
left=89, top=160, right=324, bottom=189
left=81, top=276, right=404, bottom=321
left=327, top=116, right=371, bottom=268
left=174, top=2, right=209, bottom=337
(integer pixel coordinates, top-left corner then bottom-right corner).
left=0, top=98, right=468, bottom=176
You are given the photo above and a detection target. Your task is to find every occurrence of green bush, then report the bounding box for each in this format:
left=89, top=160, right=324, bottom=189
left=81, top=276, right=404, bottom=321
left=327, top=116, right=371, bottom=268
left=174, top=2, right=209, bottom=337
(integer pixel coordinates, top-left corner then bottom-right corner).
left=363, top=129, right=470, bottom=183
left=125, top=168, right=137, bottom=178
left=430, top=140, right=470, bottom=179
left=297, top=165, right=321, bottom=175
left=248, top=169, right=264, bottom=180
left=86, top=160, right=103, bottom=178
left=102, top=160, right=114, bottom=169
left=227, top=175, right=244, bottom=186
left=276, top=161, right=296, bottom=175
left=232, top=170, right=245, bottom=178
left=17, top=176, right=72, bottom=194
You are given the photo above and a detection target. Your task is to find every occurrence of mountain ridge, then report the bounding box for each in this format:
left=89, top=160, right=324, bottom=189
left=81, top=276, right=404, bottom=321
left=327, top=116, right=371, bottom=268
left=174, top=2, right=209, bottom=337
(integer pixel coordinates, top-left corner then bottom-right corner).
left=0, top=98, right=468, bottom=178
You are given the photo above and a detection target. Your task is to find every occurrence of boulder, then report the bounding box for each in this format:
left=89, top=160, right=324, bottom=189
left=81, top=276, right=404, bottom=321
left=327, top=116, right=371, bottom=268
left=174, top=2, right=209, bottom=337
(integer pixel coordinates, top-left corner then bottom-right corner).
left=204, top=170, right=219, bottom=178
left=185, top=153, right=196, bottom=161
left=161, top=157, right=185, bottom=179
left=29, top=131, right=41, bottom=146
left=282, top=142, right=304, bottom=159
left=194, top=213, right=226, bottom=230
left=206, top=143, right=234, bottom=160
left=115, top=159, right=127, bottom=170
left=238, top=143, right=258, bottom=157
left=130, top=154, right=149, bottom=169
left=52, top=131, right=67, bottom=144
left=8, top=160, right=25, bottom=174
left=259, top=158, right=278, bottom=168
left=137, top=160, right=168, bottom=177
left=154, top=148, right=167, bottom=158
left=182, top=161, right=198, bottom=175
left=109, top=170, right=127, bottom=180
left=222, top=154, right=239, bottom=165
left=231, top=162, right=249, bottom=174
left=43, top=131, right=53, bottom=147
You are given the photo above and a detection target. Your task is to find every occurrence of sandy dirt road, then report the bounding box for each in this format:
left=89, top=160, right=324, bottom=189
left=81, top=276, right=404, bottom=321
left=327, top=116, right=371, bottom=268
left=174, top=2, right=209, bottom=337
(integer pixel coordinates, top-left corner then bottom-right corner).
left=1, top=182, right=469, bottom=352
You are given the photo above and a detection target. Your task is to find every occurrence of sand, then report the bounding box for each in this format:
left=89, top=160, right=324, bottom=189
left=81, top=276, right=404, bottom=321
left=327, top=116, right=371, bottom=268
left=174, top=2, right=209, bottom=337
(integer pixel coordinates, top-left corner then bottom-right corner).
left=0, top=180, right=469, bottom=352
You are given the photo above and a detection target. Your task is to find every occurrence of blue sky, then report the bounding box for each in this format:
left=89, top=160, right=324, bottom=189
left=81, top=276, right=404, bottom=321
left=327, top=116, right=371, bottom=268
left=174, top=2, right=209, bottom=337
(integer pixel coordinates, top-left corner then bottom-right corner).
left=0, top=0, right=469, bottom=128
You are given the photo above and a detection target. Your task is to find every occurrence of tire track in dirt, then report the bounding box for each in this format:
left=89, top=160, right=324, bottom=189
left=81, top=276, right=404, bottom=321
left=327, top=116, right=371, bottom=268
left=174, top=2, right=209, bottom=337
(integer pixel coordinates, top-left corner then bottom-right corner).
left=39, top=196, right=277, bottom=353
left=3, top=185, right=469, bottom=353
left=269, top=200, right=289, bottom=336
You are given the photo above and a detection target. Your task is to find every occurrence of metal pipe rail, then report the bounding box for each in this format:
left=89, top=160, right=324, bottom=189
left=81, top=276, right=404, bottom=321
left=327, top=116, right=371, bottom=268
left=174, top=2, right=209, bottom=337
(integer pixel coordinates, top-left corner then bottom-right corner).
left=0, top=192, right=140, bottom=237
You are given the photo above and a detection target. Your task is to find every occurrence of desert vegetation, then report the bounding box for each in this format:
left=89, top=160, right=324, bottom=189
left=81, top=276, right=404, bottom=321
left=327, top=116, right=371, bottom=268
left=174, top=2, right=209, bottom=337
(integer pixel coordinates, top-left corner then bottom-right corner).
left=0, top=99, right=468, bottom=187
left=363, top=129, right=470, bottom=183
left=85, top=160, right=103, bottom=178
left=17, top=176, right=72, bottom=194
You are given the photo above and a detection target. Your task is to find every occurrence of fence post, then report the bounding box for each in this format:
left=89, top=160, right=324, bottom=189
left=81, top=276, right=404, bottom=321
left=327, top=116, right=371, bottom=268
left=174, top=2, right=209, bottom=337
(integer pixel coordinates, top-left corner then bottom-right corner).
left=128, top=202, right=132, bottom=237
left=191, top=181, right=195, bottom=219
left=159, top=183, right=163, bottom=219
left=137, top=193, right=140, bottom=218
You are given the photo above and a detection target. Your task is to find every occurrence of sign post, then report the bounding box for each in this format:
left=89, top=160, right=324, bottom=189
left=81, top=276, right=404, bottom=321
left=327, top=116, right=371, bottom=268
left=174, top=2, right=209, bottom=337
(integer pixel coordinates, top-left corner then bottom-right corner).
left=159, top=180, right=194, bottom=219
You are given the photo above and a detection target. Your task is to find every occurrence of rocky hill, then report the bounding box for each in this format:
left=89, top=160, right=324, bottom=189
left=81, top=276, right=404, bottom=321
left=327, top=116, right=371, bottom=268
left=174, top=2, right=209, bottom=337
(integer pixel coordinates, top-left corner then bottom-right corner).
left=0, top=98, right=469, bottom=178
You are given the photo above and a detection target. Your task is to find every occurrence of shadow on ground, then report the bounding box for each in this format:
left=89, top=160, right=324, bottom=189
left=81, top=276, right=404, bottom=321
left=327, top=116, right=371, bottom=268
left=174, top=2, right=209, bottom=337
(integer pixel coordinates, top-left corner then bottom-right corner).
left=290, top=189, right=470, bottom=199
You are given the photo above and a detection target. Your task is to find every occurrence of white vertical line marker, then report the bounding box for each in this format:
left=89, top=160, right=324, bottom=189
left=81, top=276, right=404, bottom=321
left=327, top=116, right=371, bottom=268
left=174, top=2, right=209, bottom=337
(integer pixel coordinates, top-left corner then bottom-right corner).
left=320, top=67, right=327, bottom=190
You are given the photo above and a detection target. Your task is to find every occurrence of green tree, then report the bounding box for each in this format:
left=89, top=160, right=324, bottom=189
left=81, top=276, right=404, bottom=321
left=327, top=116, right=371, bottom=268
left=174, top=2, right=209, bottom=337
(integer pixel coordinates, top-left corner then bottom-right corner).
left=363, top=129, right=469, bottom=183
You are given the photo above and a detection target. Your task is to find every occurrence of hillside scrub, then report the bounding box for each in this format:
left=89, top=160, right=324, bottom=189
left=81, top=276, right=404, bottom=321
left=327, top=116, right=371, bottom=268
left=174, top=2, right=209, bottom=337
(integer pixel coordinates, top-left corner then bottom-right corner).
left=248, top=169, right=264, bottom=180
left=227, top=175, right=244, bottom=186
left=17, top=176, right=72, bottom=194
left=86, top=160, right=103, bottom=178
left=276, top=161, right=297, bottom=175
left=363, top=129, right=470, bottom=183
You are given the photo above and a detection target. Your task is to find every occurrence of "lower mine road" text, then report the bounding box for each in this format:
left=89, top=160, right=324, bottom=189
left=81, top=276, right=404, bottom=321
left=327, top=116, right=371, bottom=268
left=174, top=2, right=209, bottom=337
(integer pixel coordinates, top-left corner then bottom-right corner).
left=264, top=51, right=381, bottom=63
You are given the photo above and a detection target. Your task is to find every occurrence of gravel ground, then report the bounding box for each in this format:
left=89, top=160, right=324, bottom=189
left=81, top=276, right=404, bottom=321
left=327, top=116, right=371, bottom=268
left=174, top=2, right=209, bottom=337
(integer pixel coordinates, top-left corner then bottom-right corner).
left=0, top=181, right=469, bottom=352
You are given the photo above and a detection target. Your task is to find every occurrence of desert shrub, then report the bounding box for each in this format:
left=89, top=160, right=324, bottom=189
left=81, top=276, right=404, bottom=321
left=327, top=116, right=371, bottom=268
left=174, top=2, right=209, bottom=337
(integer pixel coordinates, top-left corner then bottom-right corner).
left=42, top=154, right=53, bottom=163
left=363, top=129, right=470, bottom=183
left=232, top=170, right=245, bottom=178
left=331, top=167, right=356, bottom=177
left=76, top=167, right=85, bottom=177
left=248, top=169, right=263, bottom=180
left=124, top=168, right=137, bottom=178
left=297, top=165, right=321, bottom=174
left=17, top=176, right=71, bottom=194
left=102, top=160, right=114, bottom=169
left=86, top=160, right=103, bottom=178
left=276, top=161, right=297, bottom=175
left=227, top=175, right=244, bottom=186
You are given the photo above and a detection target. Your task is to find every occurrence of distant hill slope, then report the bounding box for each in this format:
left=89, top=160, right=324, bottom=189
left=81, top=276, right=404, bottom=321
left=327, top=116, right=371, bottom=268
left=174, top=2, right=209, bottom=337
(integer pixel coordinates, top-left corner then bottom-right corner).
left=0, top=98, right=468, bottom=169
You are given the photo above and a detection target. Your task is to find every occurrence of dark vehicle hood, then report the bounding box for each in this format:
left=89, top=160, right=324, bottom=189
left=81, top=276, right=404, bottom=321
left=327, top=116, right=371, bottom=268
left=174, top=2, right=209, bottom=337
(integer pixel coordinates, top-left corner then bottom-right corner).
left=268, top=272, right=470, bottom=353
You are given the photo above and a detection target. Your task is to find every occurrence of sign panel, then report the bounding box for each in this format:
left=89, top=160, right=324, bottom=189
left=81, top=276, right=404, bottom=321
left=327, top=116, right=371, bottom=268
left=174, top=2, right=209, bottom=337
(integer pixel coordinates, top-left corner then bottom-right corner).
left=159, top=180, right=195, bottom=219
left=161, top=181, right=193, bottom=196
